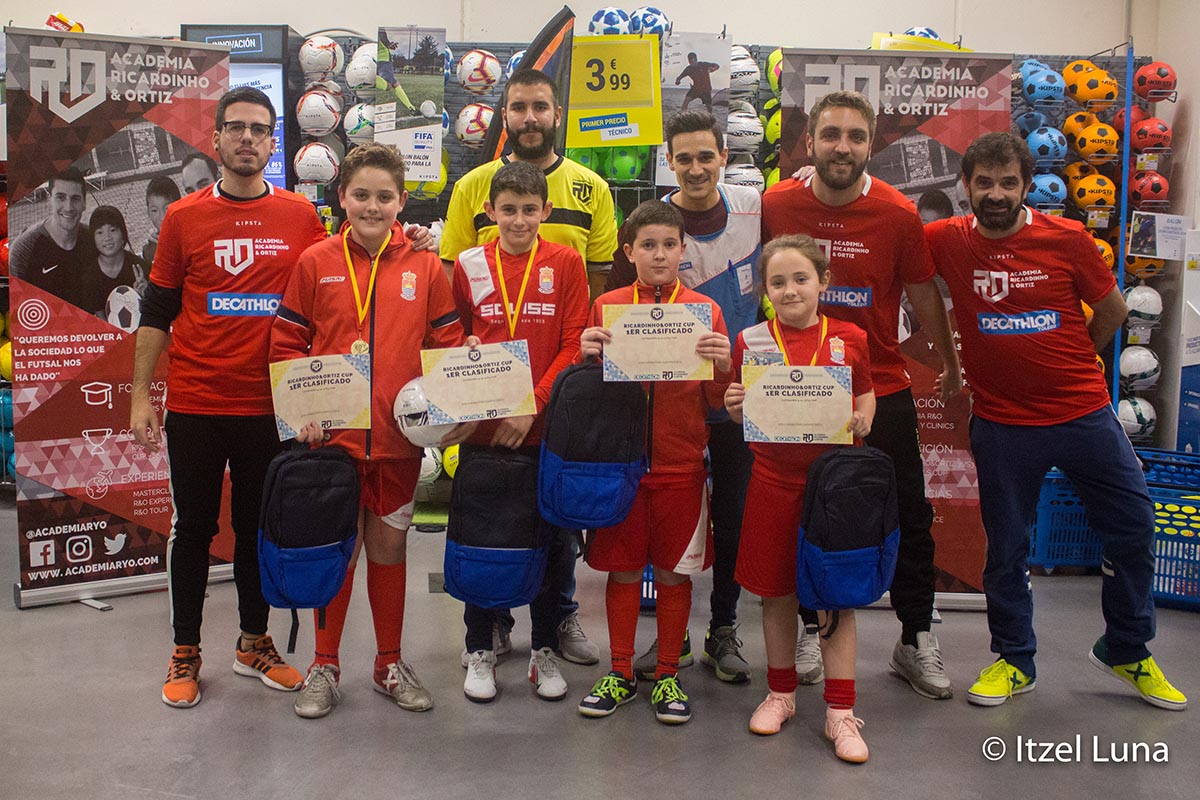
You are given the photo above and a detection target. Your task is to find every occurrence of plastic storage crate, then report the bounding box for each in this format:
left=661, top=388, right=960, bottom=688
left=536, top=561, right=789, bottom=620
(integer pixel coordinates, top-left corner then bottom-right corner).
left=1150, top=490, right=1200, bottom=610
left=1029, top=470, right=1103, bottom=568
left=1136, top=448, right=1200, bottom=490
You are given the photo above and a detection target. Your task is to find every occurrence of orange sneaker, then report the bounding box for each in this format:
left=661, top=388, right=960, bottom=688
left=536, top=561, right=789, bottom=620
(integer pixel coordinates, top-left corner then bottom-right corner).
left=233, top=635, right=302, bottom=691
left=162, top=645, right=202, bottom=708
left=824, top=707, right=869, bottom=763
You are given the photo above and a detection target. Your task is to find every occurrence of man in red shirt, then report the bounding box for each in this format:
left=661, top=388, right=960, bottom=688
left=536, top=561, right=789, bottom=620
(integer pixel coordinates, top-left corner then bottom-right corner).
left=926, top=132, right=1186, bottom=711
left=130, top=87, right=327, bottom=708
left=762, top=91, right=961, bottom=699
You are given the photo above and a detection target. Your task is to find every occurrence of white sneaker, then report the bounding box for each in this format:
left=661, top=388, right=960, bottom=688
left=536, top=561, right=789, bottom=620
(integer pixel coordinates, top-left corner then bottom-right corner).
left=528, top=647, right=568, bottom=700
left=294, top=664, right=340, bottom=719
left=890, top=631, right=953, bottom=699
left=460, top=621, right=513, bottom=667
left=556, top=612, right=600, bottom=665
left=463, top=650, right=498, bottom=703
left=795, top=626, right=824, bottom=684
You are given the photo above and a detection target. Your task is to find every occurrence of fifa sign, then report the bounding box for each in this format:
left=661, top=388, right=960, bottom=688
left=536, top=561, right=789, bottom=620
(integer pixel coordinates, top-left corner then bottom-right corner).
left=28, top=46, right=108, bottom=123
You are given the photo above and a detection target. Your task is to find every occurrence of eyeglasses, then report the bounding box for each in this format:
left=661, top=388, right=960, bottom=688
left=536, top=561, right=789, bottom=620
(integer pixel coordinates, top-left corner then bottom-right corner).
left=220, top=121, right=273, bottom=141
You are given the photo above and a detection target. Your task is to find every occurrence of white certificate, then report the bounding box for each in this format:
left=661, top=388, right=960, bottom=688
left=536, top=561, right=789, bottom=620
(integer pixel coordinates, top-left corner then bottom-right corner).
left=742, top=365, right=854, bottom=444
left=420, top=341, right=536, bottom=423
left=269, top=354, right=372, bottom=441
left=602, top=302, right=713, bottom=381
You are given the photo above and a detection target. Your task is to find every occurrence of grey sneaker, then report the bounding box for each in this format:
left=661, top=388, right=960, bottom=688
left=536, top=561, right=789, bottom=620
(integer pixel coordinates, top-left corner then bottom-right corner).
left=701, top=625, right=751, bottom=683
left=294, top=664, right=340, bottom=719
left=890, top=631, right=953, bottom=699
left=528, top=647, right=568, bottom=700
left=374, top=660, right=434, bottom=711
left=460, top=620, right=513, bottom=667
left=795, top=626, right=824, bottom=685
left=556, top=612, right=600, bottom=665
left=634, top=631, right=694, bottom=680
left=463, top=650, right=498, bottom=703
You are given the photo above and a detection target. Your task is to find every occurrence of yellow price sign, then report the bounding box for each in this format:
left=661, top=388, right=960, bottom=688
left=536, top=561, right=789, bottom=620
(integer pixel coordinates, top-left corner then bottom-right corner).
left=567, top=35, right=662, bottom=148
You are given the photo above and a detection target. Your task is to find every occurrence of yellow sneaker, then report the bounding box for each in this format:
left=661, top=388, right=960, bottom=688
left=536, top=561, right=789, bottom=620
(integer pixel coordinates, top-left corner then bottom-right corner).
left=967, top=659, right=1035, bottom=707
left=1089, top=637, right=1187, bottom=711
left=233, top=634, right=303, bottom=691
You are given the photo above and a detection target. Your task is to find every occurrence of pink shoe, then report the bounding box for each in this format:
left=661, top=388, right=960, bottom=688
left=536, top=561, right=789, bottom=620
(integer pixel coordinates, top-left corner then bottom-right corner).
left=824, top=707, right=869, bottom=763
left=749, top=691, right=796, bottom=735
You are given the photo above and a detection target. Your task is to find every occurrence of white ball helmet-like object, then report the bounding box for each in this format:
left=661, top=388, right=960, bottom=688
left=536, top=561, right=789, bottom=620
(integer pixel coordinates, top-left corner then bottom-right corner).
left=1118, top=397, right=1157, bottom=437
left=726, top=110, right=764, bottom=152
left=1123, top=285, right=1163, bottom=326
left=394, top=378, right=457, bottom=448
left=1119, top=346, right=1161, bottom=390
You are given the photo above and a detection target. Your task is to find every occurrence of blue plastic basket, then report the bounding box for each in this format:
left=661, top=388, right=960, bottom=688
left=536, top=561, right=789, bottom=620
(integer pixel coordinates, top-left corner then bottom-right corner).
left=1029, top=470, right=1103, bottom=568
left=1136, top=448, right=1200, bottom=491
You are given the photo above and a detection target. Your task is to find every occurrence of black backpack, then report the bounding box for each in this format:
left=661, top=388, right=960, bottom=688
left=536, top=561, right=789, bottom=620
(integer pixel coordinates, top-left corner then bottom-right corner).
left=258, top=446, right=360, bottom=652
left=538, top=359, right=648, bottom=529
left=796, top=446, right=901, bottom=610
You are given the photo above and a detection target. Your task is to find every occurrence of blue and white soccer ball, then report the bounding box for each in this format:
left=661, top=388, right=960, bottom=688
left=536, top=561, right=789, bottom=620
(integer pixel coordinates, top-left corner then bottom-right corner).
left=443, top=46, right=454, bottom=84
left=506, top=49, right=526, bottom=79
left=904, top=27, right=940, bottom=39
left=1027, top=174, right=1067, bottom=206
left=629, top=7, right=670, bottom=36
left=589, top=7, right=632, bottom=35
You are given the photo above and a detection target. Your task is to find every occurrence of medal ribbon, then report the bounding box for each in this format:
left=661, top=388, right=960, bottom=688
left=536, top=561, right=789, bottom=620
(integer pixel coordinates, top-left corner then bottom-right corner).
left=343, top=229, right=393, bottom=339
left=495, top=239, right=539, bottom=339
left=770, top=314, right=828, bottom=367
left=632, top=278, right=682, bottom=304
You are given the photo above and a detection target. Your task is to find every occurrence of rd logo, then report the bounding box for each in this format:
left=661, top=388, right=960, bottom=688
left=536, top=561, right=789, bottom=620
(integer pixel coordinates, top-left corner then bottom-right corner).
left=29, top=46, right=107, bottom=123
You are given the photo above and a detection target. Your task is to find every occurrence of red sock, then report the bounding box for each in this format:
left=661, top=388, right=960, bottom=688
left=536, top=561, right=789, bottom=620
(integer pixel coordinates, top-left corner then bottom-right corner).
left=824, top=678, right=856, bottom=709
left=367, top=560, right=406, bottom=676
left=312, top=566, right=355, bottom=668
left=606, top=576, right=641, bottom=679
left=654, top=579, right=692, bottom=680
left=768, top=666, right=798, bottom=694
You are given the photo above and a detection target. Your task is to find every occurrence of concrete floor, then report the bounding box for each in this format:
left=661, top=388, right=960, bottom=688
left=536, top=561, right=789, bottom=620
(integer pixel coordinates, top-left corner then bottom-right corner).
left=2, top=492, right=1198, bottom=799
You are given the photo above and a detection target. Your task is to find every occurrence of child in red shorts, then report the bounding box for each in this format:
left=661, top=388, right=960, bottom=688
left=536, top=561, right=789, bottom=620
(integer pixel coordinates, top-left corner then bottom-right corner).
left=576, top=200, right=732, bottom=725
left=724, top=234, right=876, bottom=762
left=271, top=143, right=470, bottom=719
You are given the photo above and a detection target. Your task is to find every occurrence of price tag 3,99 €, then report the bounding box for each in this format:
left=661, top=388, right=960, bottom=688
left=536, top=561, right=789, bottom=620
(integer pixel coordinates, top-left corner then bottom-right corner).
left=567, top=34, right=663, bottom=148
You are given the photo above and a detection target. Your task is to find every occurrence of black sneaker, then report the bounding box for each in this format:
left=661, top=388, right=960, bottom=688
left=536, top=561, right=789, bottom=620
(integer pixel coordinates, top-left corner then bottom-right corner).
left=578, top=672, right=638, bottom=718
left=652, top=675, right=692, bottom=724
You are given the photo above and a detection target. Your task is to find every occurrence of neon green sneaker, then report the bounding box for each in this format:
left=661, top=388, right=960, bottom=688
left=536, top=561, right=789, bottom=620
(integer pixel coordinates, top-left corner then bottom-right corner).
left=967, top=659, right=1035, bottom=707
left=1088, top=637, right=1188, bottom=711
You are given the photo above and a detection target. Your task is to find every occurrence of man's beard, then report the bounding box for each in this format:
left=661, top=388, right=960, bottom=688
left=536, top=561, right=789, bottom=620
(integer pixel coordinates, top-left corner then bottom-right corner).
left=814, top=154, right=866, bottom=191
left=973, top=198, right=1023, bottom=232
left=509, top=122, right=556, bottom=161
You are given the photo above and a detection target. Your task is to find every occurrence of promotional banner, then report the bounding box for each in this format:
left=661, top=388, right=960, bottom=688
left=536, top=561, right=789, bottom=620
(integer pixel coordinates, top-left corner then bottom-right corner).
left=375, top=26, right=446, bottom=183
left=655, top=30, right=729, bottom=187
left=777, top=49, right=1014, bottom=598
left=5, top=28, right=229, bottom=607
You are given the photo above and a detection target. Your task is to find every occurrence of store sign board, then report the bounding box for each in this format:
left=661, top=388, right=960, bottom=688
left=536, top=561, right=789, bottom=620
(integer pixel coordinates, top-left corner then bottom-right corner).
left=566, top=35, right=662, bottom=148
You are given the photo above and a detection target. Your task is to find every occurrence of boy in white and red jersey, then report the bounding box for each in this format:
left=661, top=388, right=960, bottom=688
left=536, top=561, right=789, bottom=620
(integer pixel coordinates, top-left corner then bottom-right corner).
left=451, top=161, right=590, bottom=704
left=130, top=87, right=325, bottom=708
left=271, top=143, right=467, bottom=719
left=577, top=201, right=732, bottom=725
left=926, top=132, right=1187, bottom=711
left=761, top=91, right=961, bottom=699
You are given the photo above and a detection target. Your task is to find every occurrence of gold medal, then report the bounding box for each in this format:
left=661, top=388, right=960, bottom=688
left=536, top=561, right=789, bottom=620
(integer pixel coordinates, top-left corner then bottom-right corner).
left=351, top=338, right=369, bottom=355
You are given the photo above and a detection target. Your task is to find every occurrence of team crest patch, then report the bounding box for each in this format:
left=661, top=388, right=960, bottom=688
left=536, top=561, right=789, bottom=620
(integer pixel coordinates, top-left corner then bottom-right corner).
left=572, top=179, right=592, bottom=204
left=538, top=266, right=555, bottom=295
left=401, top=271, right=417, bottom=301
left=829, top=336, right=846, bottom=365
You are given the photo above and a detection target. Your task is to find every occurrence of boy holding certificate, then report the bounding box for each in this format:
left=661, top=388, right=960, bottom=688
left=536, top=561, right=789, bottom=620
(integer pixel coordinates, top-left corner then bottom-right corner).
left=577, top=201, right=732, bottom=725
left=724, top=235, right=876, bottom=762
left=450, top=161, right=590, bottom=703
left=270, top=143, right=467, bottom=719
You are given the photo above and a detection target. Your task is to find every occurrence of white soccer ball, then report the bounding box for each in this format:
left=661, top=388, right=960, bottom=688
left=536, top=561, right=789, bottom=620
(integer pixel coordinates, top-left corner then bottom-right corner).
left=726, top=110, right=764, bottom=152
left=1118, top=397, right=1157, bottom=437
left=730, top=46, right=761, bottom=93
left=443, top=46, right=455, bottom=84
left=456, top=102, right=495, bottom=148
left=629, top=6, right=670, bottom=36
left=394, top=378, right=457, bottom=448
left=589, top=7, right=632, bottom=35
left=506, top=49, right=526, bottom=79
left=457, top=49, right=502, bottom=95
left=295, top=89, right=341, bottom=137
left=299, top=36, right=345, bottom=80
left=1119, top=345, right=1161, bottom=390
left=345, top=57, right=377, bottom=96
left=105, top=285, right=141, bottom=333
left=351, top=42, right=377, bottom=64
left=343, top=103, right=376, bottom=144
left=722, top=163, right=765, bottom=193
left=419, top=447, right=444, bottom=484
left=1123, top=285, right=1163, bottom=326
left=420, top=100, right=439, bottom=119
left=293, top=142, right=340, bottom=184
left=307, top=80, right=345, bottom=112
left=315, top=133, right=346, bottom=161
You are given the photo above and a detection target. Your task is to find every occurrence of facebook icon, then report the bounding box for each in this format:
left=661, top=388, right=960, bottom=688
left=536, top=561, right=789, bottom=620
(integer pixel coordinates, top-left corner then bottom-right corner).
left=30, top=541, right=55, bottom=567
